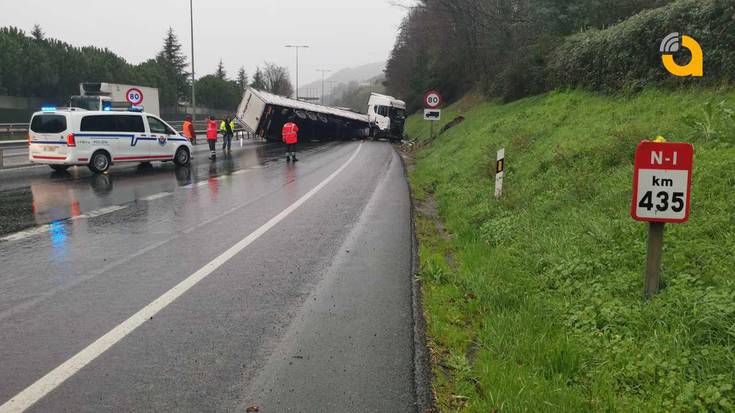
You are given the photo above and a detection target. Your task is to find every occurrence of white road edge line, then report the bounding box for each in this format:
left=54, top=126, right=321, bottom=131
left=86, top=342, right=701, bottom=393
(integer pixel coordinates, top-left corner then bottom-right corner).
left=0, top=142, right=362, bottom=413
left=1, top=205, right=128, bottom=242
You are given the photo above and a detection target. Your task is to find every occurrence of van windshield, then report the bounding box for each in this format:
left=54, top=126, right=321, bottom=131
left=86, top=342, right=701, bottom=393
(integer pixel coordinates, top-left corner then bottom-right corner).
left=30, top=115, right=67, bottom=134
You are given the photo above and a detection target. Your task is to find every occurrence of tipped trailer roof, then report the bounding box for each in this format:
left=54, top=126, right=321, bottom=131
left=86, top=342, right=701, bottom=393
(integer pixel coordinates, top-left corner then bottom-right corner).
left=244, top=88, right=369, bottom=123
left=236, top=87, right=370, bottom=142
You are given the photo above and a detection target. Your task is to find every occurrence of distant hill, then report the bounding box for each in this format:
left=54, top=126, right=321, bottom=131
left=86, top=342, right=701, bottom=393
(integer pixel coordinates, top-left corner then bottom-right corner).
left=299, top=61, right=385, bottom=99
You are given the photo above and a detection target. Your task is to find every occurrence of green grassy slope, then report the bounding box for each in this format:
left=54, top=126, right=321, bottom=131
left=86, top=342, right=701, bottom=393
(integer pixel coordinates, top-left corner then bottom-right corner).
left=405, top=89, right=735, bottom=412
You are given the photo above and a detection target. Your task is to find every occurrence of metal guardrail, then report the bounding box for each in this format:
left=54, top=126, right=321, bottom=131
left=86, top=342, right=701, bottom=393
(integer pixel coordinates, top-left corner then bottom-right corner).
left=0, top=140, right=28, bottom=169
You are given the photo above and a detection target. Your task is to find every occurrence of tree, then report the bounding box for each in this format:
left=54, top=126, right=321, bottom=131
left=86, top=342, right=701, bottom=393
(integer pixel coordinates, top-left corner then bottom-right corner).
left=215, top=59, right=227, bottom=80
left=251, top=67, right=266, bottom=90
left=157, top=28, right=189, bottom=103
left=31, top=24, right=44, bottom=41
left=237, top=67, right=248, bottom=90
left=195, top=74, right=242, bottom=110
left=261, top=62, right=294, bottom=97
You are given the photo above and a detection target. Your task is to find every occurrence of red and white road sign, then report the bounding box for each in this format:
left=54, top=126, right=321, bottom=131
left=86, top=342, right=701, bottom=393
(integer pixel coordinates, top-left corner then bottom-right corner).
left=631, top=141, right=694, bottom=223
left=126, top=88, right=144, bottom=105
left=423, top=91, right=442, bottom=109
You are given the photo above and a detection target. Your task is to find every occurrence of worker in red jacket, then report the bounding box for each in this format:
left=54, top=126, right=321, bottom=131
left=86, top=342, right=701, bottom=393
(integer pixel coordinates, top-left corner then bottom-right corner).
left=282, top=118, right=299, bottom=162
left=206, top=116, right=218, bottom=160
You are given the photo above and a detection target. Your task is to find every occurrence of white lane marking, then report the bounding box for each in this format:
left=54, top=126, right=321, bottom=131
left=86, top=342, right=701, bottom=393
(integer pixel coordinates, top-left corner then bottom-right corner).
left=0, top=225, right=51, bottom=242
left=1, top=205, right=128, bottom=242
left=73, top=205, right=127, bottom=220
left=195, top=181, right=209, bottom=187
left=140, top=192, right=172, bottom=202
left=0, top=143, right=362, bottom=413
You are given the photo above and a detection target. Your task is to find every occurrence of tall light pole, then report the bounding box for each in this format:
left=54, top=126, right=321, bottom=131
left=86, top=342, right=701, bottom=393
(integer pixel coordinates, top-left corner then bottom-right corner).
left=189, top=0, right=196, bottom=124
left=316, top=69, right=331, bottom=105
left=285, top=45, right=309, bottom=100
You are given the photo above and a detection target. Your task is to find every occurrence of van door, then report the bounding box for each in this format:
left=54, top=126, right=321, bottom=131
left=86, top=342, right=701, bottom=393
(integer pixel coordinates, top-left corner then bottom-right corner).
left=145, top=116, right=178, bottom=161
left=29, top=114, right=69, bottom=161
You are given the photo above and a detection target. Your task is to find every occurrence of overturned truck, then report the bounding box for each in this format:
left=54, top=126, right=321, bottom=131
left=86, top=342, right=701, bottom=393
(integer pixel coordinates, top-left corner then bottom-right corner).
left=236, top=87, right=369, bottom=142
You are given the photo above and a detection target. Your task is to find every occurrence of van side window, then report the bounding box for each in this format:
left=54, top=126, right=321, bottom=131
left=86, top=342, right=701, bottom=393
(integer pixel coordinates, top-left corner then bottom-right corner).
left=147, top=116, right=175, bottom=135
left=81, top=115, right=115, bottom=132
left=115, top=116, right=145, bottom=133
left=80, top=115, right=144, bottom=133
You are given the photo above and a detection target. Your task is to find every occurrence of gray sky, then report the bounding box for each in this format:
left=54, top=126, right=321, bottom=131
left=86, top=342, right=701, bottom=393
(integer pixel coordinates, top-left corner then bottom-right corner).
left=1, top=0, right=407, bottom=85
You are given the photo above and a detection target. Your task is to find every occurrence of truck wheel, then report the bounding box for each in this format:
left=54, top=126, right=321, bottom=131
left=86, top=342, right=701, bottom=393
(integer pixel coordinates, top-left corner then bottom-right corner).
left=89, top=151, right=111, bottom=174
left=174, top=147, right=190, bottom=166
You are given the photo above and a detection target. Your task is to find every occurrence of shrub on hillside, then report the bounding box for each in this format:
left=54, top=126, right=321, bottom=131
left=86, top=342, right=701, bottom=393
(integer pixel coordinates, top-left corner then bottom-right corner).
left=548, top=0, right=735, bottom=92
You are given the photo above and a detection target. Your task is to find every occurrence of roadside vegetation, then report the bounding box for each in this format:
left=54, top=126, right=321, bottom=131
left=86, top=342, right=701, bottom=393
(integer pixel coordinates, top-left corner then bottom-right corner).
left=405, top=88, right=735, bottom=411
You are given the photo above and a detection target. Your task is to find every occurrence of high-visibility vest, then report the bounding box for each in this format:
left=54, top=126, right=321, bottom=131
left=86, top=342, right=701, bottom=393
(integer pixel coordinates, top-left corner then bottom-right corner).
left=282, top=122, right=299, bottom=144
left=206, top=120, right=218, bottom=140
left=182, top=121, right=195, bottom=139
left=219, top=120, right=236, bottom=133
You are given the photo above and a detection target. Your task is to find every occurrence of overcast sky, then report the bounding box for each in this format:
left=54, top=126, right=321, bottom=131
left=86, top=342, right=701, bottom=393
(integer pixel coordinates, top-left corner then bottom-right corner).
left=0, top=0, right=408, bottom=85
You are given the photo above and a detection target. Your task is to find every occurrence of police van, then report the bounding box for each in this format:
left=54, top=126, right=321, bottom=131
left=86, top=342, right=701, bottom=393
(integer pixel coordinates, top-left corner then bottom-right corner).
left=28, top=108, right=192, bottom=173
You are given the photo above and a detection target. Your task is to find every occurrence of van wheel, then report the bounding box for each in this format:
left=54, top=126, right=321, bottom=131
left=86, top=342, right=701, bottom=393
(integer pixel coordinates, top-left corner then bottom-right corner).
left=50, top=165, right=70, bottom=172
left=89, top=151, right=111, bottom=174
left=174, top=147, right=190, bottom=166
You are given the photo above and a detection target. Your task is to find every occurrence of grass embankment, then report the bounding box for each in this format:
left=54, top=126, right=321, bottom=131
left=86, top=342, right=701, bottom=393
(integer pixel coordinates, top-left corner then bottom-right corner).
left=405, top=89, right=735, bottom=412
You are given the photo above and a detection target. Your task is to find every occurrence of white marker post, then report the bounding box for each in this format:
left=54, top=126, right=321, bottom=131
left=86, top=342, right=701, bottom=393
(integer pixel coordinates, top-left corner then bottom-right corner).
left=495, top=148, right=505, bottom=198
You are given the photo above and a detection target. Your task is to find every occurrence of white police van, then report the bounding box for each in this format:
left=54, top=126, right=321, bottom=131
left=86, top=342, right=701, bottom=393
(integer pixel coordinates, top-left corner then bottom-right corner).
left=28, top=108, right=192, bottom=173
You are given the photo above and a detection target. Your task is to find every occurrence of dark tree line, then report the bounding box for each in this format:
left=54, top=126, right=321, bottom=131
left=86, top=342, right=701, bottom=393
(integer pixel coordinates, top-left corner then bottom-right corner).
left=385, top=0, right=675, bottom=110
left=0, top=26, right=295, bottom=111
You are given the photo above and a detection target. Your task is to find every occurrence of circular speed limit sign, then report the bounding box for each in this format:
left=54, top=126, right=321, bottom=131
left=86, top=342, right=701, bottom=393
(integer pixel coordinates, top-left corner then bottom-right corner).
left=424, top=91, right=442, bottom=109
left=126, top=88, right=144, bottom=105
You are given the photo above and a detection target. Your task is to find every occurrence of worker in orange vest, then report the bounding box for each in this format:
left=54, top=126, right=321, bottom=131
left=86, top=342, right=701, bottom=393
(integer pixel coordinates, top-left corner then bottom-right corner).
left=206, top=116, right=218, bottom=160
left=282, top=117, right=299, bottom=162
left=182, top=115, right=197, bottom=145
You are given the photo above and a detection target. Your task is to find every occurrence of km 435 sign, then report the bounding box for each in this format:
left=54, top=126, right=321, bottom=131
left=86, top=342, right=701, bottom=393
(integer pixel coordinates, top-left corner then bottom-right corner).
left=631, top=141, right=694, bottom=223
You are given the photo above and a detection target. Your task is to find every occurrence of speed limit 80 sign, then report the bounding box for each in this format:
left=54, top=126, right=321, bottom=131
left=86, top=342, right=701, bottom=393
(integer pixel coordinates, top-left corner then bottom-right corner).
left=424, top=91, right=442, bottom=109
left=126, top=87, right=144, bottom=105
left=631, top=141, right=694, bottom=223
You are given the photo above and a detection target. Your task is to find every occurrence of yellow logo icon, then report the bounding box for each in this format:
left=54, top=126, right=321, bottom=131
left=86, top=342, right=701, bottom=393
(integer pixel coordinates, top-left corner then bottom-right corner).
left=660, top=32, right=703, bottom=77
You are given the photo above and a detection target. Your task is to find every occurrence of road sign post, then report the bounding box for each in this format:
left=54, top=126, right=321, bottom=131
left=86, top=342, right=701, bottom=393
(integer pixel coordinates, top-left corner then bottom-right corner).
left=424, top=109, right=441, bottom=139
left=423, top=91, right=443, bottom=140
left=631, top=140, right=694, bottom=298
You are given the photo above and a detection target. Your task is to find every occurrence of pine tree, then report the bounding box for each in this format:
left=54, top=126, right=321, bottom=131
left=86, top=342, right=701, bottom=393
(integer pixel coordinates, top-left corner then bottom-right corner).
left=251, top=67, right=266, bottom=90
left=31, top=24, right=44, bottom=41
left=158, top=28, right=188, bottom=75
left=237, top=66, right=248, bottom=90
left=215, top=59, right=227, bottom=80
left=157, top=28, right=189, bottom=103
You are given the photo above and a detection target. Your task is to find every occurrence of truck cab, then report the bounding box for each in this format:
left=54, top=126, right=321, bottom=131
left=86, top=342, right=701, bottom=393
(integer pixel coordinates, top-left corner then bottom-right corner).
left=367, top=93, right=406, bottom=143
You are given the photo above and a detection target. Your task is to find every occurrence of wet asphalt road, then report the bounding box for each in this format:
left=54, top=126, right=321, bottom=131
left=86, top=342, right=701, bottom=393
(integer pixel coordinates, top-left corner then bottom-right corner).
left=0, top=140, right=416, bottom=412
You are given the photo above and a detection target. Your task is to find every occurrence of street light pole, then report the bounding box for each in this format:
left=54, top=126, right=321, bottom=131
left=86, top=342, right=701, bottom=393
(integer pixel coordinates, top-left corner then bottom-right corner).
left=189, top=0, right=196, bottom=124
left=316, top=69, right=331, bottom=105
left=285, top=45, right=309, bottom=100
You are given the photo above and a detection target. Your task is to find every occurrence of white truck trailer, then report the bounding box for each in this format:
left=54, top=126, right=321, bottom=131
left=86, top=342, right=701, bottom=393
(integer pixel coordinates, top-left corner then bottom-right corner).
left=70, top=83, right=161, bottom=116
left=236, top=87, right=369, bottom=142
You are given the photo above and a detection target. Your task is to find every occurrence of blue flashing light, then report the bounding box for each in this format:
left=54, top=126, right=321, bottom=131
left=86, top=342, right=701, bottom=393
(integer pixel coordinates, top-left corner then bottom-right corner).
left=129, top=105, right=144, bottom=112
left=41, top=106, right=57, bottom=112
left=103, top=106, right=112, bottom=111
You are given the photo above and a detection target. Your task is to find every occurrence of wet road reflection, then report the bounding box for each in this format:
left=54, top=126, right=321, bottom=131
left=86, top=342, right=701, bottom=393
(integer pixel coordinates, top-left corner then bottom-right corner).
left=0, top=141, right=336, bottom=238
